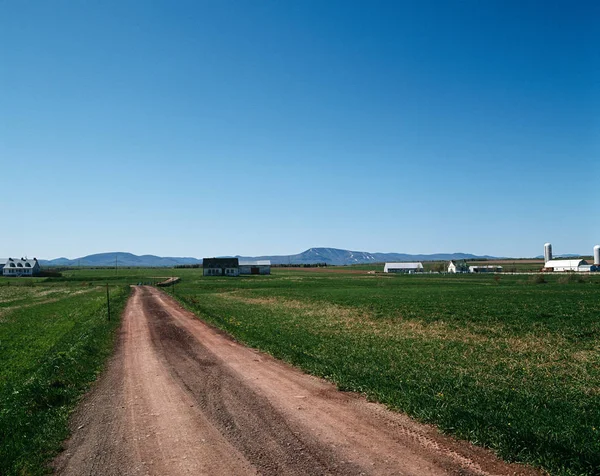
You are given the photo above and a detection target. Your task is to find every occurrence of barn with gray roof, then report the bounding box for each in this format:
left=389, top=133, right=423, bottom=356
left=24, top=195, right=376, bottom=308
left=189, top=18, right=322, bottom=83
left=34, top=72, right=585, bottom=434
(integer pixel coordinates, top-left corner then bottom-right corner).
left=202, top=258, right=239, bottom=276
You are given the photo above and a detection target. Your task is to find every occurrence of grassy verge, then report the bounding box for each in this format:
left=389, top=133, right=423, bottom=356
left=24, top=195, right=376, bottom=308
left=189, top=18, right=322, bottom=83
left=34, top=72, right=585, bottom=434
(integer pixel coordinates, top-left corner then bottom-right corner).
left=0, top=283, right=130, bottom=475
left=170, top=271, right=600, bottom=476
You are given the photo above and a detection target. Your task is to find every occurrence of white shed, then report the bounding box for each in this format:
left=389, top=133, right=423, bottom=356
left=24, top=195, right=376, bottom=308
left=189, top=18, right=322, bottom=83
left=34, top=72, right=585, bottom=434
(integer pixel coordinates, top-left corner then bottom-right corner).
left=239, top=260, right=271, bottom=275
left=384, top=262, right=423, bottom=274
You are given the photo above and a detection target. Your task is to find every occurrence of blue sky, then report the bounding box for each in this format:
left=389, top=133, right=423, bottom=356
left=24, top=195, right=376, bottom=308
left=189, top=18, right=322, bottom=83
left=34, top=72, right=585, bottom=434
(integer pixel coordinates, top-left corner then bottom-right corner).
left=1, top=0, right=598, bottom=259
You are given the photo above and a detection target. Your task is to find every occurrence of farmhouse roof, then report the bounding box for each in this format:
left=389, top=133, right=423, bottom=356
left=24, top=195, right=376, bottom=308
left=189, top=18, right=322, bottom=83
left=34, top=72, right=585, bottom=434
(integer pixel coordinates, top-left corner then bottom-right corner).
left=239, top=260, right=271, bottom=266
left=1, top=257, right=38, bottom=268
left=202, top=257, right=239, bottom=268
left=384, top=262, right=423, bottom=270
left=544, top=259, right=587, bottom=267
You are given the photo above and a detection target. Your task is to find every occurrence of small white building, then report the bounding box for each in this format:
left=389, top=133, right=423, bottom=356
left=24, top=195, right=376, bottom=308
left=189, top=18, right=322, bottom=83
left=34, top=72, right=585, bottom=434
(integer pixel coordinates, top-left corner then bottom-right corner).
left=468, top=265, right=503, bottom=273
left=544, top=259, right=588, bottom=272
left=239, top=260, right=271, bottom=275
left=384, top=262, right=423, bottom=274
left=2, top=258, right=41, bottom=277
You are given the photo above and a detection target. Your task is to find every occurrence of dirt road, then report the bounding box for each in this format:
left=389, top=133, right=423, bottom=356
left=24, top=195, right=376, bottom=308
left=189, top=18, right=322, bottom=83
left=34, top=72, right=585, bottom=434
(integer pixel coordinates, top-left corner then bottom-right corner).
left=53, top=286, right=539, bottom=476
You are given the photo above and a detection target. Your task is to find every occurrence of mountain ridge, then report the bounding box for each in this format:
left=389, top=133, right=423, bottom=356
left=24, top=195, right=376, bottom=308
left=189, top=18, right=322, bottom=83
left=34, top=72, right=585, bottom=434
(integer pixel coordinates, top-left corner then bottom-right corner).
left=39, top=248, right=504, bottom=267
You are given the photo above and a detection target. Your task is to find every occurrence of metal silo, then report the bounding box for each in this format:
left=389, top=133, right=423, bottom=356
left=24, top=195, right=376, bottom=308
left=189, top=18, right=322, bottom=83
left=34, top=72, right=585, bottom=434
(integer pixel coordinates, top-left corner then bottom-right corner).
left=594, top=245, right=600, bottom=266
left=544, top=243, right=552, bottom=263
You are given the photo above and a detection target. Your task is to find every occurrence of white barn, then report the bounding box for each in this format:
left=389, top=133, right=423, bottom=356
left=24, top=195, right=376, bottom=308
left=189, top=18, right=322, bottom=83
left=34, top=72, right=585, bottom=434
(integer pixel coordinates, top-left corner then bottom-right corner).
left=384, top=262, right=423, bottom=274
left=2, top=258, right=41, bottom=277
left=239, top=260, right=271, bottom=275
left=544, top=259, right=588, bottom=272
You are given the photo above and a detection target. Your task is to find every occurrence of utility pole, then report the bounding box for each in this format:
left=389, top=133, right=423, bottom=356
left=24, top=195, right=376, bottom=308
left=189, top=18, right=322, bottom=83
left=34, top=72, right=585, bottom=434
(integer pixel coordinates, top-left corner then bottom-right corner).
left=115, top=254, right=118, bottom=276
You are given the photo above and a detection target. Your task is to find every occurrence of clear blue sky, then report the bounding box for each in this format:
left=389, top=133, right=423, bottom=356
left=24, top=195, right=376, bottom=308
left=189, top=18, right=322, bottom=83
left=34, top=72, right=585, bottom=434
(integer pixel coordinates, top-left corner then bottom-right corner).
left=1, top=0, right=598, bottom=259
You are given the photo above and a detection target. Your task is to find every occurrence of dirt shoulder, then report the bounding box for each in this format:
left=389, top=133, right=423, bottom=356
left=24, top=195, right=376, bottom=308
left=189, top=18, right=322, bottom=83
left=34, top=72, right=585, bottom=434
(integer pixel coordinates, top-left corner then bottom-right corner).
left=53, top=286, right=541, bottom=475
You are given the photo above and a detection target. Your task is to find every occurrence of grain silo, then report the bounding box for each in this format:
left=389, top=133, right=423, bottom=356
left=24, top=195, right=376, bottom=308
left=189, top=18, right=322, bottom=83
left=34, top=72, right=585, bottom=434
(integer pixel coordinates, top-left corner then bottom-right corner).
left=594, top=245, right=600, bottom=266
left=544, top=243, right=552, bottom=263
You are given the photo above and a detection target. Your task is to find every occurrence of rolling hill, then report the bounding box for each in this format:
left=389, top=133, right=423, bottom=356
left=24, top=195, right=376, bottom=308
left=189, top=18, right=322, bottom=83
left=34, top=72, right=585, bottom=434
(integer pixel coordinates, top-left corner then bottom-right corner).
left=39, top=248, right=499, bottom=267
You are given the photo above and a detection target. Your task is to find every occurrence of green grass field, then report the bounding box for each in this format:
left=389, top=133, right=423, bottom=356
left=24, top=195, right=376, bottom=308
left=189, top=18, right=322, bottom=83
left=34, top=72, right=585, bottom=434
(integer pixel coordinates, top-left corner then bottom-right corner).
left=165, top=268, right=598, bottom=476
left=0, top=280, right=129, bottom=475
left=2, top=267, right=598, bottom=475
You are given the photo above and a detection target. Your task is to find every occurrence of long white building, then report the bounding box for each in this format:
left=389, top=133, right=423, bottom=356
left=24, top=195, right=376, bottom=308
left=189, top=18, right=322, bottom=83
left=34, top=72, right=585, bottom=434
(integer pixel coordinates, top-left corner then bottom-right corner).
left=384, top=262, right=423, bottom=274
left=469, top=265, right=503, bottom=273
left=544, top=259, right=588, bottom=272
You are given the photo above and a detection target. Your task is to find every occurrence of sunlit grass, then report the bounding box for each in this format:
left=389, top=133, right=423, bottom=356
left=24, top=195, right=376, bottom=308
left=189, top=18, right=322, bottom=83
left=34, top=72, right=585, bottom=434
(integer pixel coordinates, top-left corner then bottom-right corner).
left=0, top=283, right=129, bottom=475
left=173, top=270, right=600, bottom=476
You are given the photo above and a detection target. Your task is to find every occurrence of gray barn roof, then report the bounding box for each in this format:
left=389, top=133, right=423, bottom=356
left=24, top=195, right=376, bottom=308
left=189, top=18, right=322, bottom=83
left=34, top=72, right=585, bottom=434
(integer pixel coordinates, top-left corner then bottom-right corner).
left=203, top=258, right=239, bottom=268
left=384, top=262, right=423, bottom=269
left=2, top=257, right=39, bottom=268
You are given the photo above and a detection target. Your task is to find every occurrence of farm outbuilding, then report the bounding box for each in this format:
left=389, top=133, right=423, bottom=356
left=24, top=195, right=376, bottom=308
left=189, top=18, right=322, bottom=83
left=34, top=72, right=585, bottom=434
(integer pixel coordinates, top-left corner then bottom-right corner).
left=203, top=258, right=239, bottom=276
left=543, top=259, right=588, bottom=272
left=239, top=260, right=271, bottom=275
left=1, top=258, right=41, bottom=277
left=448, top=260, right=468, bottom=273
left=384, top=262, right=423, bottom=274
left=468, top=265, right=503, bottom=273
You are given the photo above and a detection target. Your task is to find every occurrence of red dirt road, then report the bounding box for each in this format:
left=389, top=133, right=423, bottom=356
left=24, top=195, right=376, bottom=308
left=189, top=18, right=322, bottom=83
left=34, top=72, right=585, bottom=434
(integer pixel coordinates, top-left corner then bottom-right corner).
left=53, top=286, right=540, bottom=476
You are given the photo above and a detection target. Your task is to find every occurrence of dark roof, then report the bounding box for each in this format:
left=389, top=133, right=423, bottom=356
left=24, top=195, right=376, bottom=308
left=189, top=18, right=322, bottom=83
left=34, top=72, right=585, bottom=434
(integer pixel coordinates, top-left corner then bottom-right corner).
left=203, top=257, right=239, bottom=268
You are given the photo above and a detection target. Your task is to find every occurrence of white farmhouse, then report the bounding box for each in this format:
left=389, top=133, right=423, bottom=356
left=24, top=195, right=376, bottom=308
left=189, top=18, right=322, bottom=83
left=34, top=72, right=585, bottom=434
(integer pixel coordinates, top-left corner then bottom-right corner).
left=544, top=259, right=588, bottom=272
left=1, top=258, right=41, bottom=277
left=448, top=260, right=468, bottom=273
left=384, top=262, right=423, bottom=274
left=239, top=260, right=271, bottom=275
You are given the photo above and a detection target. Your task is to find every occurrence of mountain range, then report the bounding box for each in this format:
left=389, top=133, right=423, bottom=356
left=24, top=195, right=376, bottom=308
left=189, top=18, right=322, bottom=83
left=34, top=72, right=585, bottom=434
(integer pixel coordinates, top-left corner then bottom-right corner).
left=39, top=248, right=500, bottom=268
left=235, top=248, right=500, bottom=266
left=39, top=252, right=202, bottom=268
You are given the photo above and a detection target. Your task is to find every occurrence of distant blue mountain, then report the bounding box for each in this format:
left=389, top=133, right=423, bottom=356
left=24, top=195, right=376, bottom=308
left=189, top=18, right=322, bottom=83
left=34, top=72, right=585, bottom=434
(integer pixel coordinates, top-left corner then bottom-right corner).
left=535, top=254, right=585, bottom=259
left=39, top=248, right=502, bottom=268
left=39, top=252, right=201, bottom=268
left=235, top=247, right=499, bottom=266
